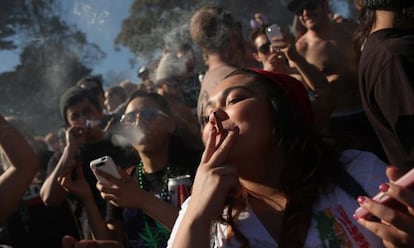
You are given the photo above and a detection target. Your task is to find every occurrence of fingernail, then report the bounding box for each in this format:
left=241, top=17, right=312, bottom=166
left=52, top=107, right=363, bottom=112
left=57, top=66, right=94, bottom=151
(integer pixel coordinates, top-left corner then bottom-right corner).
left=352, top=213, right=359, bottom=220
left=357, top=196, right=366, bottom=205
left=379, top=183, right=389, bottom=192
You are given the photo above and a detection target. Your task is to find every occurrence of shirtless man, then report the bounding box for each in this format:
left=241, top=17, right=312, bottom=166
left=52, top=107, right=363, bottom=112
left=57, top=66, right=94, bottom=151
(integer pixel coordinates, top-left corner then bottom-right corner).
left=288, top=0, right=385, bottom=159
left=249, top=27, right=335, bottom=127
left=289, top=0, right=359, bottom=114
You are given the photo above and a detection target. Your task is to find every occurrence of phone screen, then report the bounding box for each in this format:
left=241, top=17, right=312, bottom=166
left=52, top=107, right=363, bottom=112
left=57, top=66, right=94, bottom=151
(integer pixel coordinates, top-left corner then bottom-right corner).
left=265, top=24, right=282, bottom=41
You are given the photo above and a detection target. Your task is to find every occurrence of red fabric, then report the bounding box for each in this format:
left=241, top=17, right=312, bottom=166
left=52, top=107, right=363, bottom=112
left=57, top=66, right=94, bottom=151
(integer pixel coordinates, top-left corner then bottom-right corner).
left=250, top=68, right=314, bottom=125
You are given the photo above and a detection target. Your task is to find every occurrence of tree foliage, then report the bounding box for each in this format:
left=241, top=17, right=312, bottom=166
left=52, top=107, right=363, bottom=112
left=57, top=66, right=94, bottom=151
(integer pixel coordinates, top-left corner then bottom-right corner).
left=115, top=0, right=293, bottom=61
left=0, top=0, right=105, bottom=134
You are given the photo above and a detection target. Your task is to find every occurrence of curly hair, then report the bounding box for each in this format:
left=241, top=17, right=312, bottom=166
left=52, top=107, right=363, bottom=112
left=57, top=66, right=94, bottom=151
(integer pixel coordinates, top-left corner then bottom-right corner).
left=219, top=68, right=343, bottom=247
left=190, top=6, right=236, bottom=53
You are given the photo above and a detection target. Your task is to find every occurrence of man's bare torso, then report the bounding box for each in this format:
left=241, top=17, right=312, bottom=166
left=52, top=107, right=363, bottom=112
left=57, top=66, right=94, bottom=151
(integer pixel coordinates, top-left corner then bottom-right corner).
left=296, top=22, right=361, bottom=114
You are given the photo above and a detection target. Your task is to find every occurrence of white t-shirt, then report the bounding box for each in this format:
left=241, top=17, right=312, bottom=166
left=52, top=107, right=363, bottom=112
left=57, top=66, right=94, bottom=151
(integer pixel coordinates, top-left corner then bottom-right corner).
left=167, top=150, right=387, bottom=248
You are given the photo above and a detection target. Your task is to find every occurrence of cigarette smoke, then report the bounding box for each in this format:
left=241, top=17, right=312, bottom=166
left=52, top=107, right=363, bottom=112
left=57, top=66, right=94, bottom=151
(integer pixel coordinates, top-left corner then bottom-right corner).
left=110, top=125, right=148, bottom=148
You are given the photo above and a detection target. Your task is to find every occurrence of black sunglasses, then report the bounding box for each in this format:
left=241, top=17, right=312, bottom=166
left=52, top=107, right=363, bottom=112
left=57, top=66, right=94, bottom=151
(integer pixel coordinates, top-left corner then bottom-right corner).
left=257, top=41, right=271, bottom=54
left=296, top=1, right=319, bottom=15
left=120, top=108, right=169, bottom=125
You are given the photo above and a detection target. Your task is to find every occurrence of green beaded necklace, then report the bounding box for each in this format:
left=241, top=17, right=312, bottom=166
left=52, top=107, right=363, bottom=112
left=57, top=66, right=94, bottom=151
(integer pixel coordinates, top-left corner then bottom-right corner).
left=136, top=160, right=171, bottom=200
left=135, top=160, right=170, bottom=247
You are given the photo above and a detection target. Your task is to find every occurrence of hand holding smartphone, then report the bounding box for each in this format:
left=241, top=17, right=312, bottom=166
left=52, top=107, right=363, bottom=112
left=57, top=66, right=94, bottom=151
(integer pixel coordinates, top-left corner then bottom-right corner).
left=90, top=156, right=122, bottom=185
left=354, top=168, right=414, bottom=220
left=265, top=24, right=283, bottom=41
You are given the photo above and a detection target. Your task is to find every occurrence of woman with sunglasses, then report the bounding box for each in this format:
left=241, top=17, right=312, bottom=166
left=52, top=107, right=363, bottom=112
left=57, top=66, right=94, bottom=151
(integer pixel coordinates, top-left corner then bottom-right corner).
left=58, top=90, right=201, bottom=248
left=167, top=68, right=414, bottom=247
left=249, top=26, right=335, bottom=127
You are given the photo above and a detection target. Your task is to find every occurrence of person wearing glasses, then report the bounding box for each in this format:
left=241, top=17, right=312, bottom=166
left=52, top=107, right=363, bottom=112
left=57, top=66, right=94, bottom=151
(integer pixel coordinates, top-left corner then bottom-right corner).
left=58, top=90, right=201, bottom=248
left=249, top=26, right=335, bottom=127
left=40, top=86, right=140, bottom=238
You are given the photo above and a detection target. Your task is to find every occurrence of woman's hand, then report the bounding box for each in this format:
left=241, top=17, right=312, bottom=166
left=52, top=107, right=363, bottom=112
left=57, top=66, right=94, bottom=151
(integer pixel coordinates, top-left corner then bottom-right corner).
left=269, top=29, right=299, bottom=62
left=170, top=125, right=240, bottom=248
left=95, top=168, right=143, bottom=208
left=185, top=125, right=240, bottom=222
left=355, top=166, right=414, bottom=247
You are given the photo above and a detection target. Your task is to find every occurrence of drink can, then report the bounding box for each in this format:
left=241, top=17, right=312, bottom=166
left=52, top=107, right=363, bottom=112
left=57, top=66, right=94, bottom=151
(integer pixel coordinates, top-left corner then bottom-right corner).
left=168, top=175, right=192, bottom=207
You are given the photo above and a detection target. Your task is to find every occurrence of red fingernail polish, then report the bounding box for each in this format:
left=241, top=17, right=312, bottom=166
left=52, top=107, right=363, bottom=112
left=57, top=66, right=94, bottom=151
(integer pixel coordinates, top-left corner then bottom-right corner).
left=379, top=183, right=389, bottom=192
left=352, top=214, right=359, bottom=220
left=357, top=196, right=366, bottom=204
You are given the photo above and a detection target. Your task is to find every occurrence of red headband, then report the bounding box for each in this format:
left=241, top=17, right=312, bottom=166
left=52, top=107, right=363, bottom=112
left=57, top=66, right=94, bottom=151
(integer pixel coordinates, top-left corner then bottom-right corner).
left=250, top=68, right=314, bottom=125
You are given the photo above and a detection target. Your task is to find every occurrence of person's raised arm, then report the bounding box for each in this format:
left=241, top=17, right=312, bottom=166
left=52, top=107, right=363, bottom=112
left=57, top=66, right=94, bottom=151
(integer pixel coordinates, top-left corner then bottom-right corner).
left=40, top=126, right=85, bottom=206
left=169, top=125, right=239, bottom=248
left=272, top=36, right=336, bottom=127
left=58, top=164, right=115, bottom=240
left=0, top=115, right=39, bottom=223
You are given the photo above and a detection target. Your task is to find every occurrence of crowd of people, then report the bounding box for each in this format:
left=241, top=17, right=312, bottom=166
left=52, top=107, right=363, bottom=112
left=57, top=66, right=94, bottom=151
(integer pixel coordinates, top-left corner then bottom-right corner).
left=1, top=0, right=414, bottom=247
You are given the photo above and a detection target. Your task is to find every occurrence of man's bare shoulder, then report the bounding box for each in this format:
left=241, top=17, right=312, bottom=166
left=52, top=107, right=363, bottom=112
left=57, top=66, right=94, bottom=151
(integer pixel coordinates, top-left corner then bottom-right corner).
left=295, top=33, right=309, bottom=52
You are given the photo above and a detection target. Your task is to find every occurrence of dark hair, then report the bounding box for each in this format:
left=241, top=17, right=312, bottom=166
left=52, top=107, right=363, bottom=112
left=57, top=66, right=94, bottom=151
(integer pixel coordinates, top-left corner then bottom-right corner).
left=249, top=26, right=267, bottom=48
left=125, top=90, right=201, bottom=176
left=354, top=8, right=376, bottom=60
left=354, top=6, right=414, bottom=59
left=126, top=90, right=171, bottom=116
left=59, top=86, right=101, bottom=125
left=76, top=75, right=105, bottom=96
left=221, top=68, right=343, bottom=247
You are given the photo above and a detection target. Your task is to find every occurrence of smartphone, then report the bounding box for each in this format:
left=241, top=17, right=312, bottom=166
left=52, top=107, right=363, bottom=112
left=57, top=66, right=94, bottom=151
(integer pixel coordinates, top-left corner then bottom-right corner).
left=213, top=111, right=224, bottom=134
left=90, top=156, right=122, bottom=185
left=265, top=24, right=282, bottom=41
left=354, top=168, right=414, bottom=220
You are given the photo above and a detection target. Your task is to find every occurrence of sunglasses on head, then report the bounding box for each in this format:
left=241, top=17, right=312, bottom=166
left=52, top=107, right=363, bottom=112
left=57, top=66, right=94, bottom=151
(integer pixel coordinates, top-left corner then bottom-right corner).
left=257, top=41, right=271, bottom=54
left=120, top=108, right=169, bottom=125
left=296, top=1, right=319, bottom=15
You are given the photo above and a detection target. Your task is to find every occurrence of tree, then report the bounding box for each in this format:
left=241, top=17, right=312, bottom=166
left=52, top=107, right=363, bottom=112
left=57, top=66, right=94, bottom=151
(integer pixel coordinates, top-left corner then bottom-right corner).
left=0, top=0, right=105, bottom=135
left=115, top=0, right=293, bottom=63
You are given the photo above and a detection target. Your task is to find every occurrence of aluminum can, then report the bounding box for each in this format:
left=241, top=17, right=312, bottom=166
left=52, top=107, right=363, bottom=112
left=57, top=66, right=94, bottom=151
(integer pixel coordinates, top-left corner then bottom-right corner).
left=168, top=175, right=192, bottom=207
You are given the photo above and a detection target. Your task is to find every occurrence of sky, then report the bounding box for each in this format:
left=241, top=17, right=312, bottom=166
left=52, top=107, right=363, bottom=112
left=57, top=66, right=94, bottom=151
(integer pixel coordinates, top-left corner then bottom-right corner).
left=0, top=0, right=139, bottom=87
left=63, top=0, right=139, bottom=85
left=0, top=0, right=354, bottom=88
